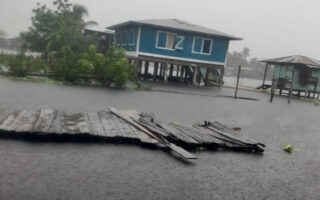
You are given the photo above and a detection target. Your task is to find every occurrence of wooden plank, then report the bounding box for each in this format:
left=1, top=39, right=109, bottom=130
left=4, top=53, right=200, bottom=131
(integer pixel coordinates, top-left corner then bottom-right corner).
left=77, top=113, right=90, bottom=134
left=204, top=125, right=265, bottom=151
left=33, top=109, right=57, bottom=133
left=109, top=107, right=197, bottom=159
left=108, top=114, right=126, bottom=137
left=15, top=110, right=40, bottom=132
left=123, top=110, right=160, bottom=144
left=62, top=113, right=90, bottom=134
left=61, top=113, right=77, bottom=134
left=195, top=126, right=245, bottom=146
left=98, top=111, right=120, bottom=137
left=87, top=112, right=105, bottom=137
left=110, top=115, right=139, bottom=139
left=0, top=109, right=12, bottom=124
left=171, top=123, right=222, bottom=144
left=0, top=111, right=23, bottom=131
left=211, top=121, right=239, bottom=136
left=47, top=111, right=62, bottom=134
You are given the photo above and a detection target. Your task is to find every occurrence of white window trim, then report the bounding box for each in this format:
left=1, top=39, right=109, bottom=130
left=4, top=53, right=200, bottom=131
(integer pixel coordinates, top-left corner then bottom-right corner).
left=128, top=29, right=135, bottom=46
left=175, top=36, right=185, bottom=50
left=155, top=31, right=178, bottom=51
left=192, top=37, right=213, bottom=55
left=136, top=26, right=141, bottom=53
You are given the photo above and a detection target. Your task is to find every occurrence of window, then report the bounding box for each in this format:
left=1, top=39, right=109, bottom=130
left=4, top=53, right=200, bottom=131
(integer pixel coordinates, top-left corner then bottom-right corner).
left=115, top=33, right=120, bottom=46
left=129, top=29, right=135, bottom=45
left=203, top=39, right=212, bottom=54
left=122, top=31, right=127, bottom=45
left=192, top=37, right=213, bottom=55
left=156, top=31, right=184, bottom=50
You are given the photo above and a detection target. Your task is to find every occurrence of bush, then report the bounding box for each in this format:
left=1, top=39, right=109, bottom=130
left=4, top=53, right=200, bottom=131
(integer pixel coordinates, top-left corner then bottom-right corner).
left=0, top=53, right=11, bottom=67
left=80, top=45, right=108, bottom=84
left=105, top=46, right=132, bottom=88
left=1, top=45, right=135, bottom=89
left=49, top=45, right=92, bottom=83
left=4, top=49, right=46, bottom=77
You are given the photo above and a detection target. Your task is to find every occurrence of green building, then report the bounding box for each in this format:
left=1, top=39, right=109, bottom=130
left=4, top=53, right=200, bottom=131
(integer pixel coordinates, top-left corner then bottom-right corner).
left=260, top=55, right=320, bottom=98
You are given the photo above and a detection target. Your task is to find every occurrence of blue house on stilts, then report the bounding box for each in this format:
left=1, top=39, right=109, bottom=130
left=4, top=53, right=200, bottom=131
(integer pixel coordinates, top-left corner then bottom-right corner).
left=108, top=19, right=241, bottom=85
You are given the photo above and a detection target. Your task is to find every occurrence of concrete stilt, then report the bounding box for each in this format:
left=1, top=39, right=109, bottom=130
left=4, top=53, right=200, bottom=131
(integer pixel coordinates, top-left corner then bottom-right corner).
left=144, top=61, right=149, bottom=80
left=153, top=62, right=158, bottom=81
left=192, top=66, right=198, bottom=85
left=164, top=63, right=168, bottom=82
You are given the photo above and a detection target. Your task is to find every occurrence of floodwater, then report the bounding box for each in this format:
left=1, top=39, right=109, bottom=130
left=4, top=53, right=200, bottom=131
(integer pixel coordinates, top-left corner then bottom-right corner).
left=0, top=77, right=319, bottom=200
left=224, top=76, right=272, bottom=88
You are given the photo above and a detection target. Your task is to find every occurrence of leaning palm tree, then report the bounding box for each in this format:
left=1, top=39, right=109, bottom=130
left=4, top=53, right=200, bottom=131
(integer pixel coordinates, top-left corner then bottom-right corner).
left=45, top=3, right=98, bottom=53
left=71, top=4, right=98, bottom=29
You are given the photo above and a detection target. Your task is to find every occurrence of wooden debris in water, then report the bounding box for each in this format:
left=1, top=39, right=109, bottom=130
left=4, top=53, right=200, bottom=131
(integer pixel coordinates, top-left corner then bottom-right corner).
left=0, top=108, right=265, bottom=160
left=136, top=113, right=265, bottom=153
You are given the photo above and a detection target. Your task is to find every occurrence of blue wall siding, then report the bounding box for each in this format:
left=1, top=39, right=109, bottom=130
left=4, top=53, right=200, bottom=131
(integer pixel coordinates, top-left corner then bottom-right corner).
left=138, top=25, right=229, bottom=63
left=114, top=25, right=138, bottom=52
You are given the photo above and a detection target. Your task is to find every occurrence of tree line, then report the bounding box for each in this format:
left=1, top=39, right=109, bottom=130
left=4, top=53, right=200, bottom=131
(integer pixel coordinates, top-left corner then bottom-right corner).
left=0, top=0, right=133, bottom=88
left=226, top=47, right=273, bottom=80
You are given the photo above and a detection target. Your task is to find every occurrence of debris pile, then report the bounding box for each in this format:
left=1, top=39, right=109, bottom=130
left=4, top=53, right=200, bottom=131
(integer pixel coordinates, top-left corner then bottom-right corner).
left=0, top=107, right=265, bottom=160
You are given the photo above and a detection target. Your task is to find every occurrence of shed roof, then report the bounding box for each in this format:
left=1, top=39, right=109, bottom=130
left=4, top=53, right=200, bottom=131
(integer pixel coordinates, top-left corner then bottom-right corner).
left=107, top=19, right=241, bottom=40
left=261, top=55, right=320, bottom=69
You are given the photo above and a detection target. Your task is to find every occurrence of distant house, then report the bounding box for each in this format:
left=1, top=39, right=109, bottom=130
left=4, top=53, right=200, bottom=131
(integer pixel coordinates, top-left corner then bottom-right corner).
left=260, top=55, right=320, bottom=99
left=84, top=27, right=114, bottom=53
left=0, top=37, right=25, bottom=50
left=108, top=19, right=240, bottom=85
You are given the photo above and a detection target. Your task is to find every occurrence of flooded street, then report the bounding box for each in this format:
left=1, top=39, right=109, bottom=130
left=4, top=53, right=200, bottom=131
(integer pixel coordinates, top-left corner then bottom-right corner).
left=0, top=77, right=319, bottom=200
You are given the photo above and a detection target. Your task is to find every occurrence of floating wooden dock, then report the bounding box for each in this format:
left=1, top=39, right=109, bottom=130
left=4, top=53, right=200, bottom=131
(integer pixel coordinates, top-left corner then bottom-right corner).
left=0, top=108, right=265, bottom=160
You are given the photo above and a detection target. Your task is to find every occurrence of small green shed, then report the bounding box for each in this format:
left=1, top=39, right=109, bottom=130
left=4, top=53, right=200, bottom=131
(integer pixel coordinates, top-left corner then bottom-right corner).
left=260, top=55, right=320, bottom=101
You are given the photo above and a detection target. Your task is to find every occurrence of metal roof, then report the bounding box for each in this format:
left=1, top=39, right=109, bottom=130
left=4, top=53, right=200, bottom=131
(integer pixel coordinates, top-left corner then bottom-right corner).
left=107, top=19, right=241, bottom=40
left=260, top=55, right=320, bottom=68
left=84, top=27, right=114, bottom=34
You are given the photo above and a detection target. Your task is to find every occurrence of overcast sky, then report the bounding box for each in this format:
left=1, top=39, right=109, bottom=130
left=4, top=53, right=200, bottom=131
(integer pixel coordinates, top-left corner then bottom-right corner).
left=0, top=0, right=319, bottom=60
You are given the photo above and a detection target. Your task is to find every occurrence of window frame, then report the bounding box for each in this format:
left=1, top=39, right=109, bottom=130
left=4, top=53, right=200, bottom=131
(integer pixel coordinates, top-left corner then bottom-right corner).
left=128, top=29, right=135, bottom=46
left=175, top=36, right=185, bottom=50
left=192, top=36, right=213, bottom=55
left=156, top=31, right=184, bottom=51
left=122, top=31, right=127, bottom=46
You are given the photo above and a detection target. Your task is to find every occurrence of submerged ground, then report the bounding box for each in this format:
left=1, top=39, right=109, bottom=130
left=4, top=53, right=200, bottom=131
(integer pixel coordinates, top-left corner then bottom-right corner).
left=0, top=77, right=319, bottom=200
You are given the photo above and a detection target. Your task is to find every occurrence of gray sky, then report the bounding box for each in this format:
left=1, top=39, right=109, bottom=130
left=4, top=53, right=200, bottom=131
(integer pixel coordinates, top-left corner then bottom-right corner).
left=1, top=0, right=319, bottom=60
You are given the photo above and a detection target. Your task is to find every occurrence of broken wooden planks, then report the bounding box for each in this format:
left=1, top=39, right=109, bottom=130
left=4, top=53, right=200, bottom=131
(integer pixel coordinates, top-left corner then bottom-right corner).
left=108, top=107, right=197, bottom=159
left=0, top=109, right=157, bottom=146
left=0, top=107, right=265, bottom=161
left=136, top=112, right=265, bottom=153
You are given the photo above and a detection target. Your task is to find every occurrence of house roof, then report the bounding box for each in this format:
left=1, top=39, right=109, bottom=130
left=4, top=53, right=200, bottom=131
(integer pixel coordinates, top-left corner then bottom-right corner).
left=261, top=55, right=320, bottom=69
left=84, top=27, right=114, bottom=34
left=107, top=19, right=241, bottom=40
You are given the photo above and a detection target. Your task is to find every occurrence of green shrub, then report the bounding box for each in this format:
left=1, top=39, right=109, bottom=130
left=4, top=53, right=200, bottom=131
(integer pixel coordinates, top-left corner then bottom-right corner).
left=0, top=53, right=12, bottom=67
left=49, top=46, right=85, bottom=82
left=105, top=46, right=132, bottom=88
left=80, top=45, right=108, bottom=84
left=1, top=45, right=135, bottom=89
left=5, top=49, right=46, bottom=77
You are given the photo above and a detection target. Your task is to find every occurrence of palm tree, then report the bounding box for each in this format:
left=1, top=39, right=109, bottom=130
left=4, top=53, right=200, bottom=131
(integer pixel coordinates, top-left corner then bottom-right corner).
left=45, top=3, right=98, bottom=53
left=71, top=4, right=98, bottom=29
left=241, top=47, right=250, bottom=59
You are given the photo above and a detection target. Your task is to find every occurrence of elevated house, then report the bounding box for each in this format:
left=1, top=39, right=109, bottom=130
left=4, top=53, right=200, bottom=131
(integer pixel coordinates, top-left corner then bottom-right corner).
left=108, top=19, right=241, bottom=85
left=260, top=55, right=320, bottom=100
